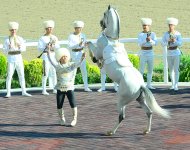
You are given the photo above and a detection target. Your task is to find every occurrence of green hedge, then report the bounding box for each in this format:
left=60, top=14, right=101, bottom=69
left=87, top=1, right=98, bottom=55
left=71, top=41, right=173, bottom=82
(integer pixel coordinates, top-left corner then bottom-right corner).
left=75, top=62, right=101, bottom=84
left=25, top=58, right=43, bottom=87
left=0, top=54, right=148, bottom=89
left=143, top=55, right=190, bottom=82
left=179, top=55, right=190, bottom=82
left=1, top=54, right=190, bottom=89
left=0, top=54, right=7, bottom=78
left=153, top=63, right=164, bottom=82
left=128, top=54, right=139, bottom=69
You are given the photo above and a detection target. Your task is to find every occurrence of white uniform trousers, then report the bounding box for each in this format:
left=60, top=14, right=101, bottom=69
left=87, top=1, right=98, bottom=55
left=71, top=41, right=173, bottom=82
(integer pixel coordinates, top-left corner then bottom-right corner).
left=99, top=67, right=118, bottom=91
left=167, top=55, right=180, bottom=89
left=6, top=61, right=27, bottom=95
left=42, top=59, right=57, bottom=93
left=74, top=59, right=89, bottom=89
left=139, top=55, right=154, bottom=86
left=100, top=67, right=107, bottom=89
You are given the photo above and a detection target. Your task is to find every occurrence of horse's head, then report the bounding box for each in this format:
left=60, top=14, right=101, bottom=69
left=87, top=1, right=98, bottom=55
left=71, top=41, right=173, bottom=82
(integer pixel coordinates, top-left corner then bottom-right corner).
left=100, top=5, right=120, bottom=39
left=87, top=6, right=120, bottom=64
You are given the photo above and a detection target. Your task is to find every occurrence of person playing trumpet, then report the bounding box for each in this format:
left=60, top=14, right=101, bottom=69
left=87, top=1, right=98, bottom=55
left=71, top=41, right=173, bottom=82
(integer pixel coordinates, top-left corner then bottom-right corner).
left=67, top=21, right=92, bottom=92
left=3, top=22, right=32, bottom=98
left=162, top=18, right=182, bottom=91
left=137, top=18, right=158, bottom=90
left=38, top=20, right=60, bottom=95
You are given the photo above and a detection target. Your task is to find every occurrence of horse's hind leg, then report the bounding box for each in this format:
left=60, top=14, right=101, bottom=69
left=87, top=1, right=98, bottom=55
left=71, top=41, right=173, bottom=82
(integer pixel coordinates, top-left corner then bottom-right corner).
left=136, top=91, right=152, bottom=135
left=106, top=104, right=126, bottom=136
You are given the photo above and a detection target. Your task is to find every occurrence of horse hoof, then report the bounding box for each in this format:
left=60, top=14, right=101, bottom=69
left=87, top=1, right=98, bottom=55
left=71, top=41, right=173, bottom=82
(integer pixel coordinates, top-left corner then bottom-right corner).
left=106, top=131, right=113, bottom=136
left=143, top=130, right=150, bottom=135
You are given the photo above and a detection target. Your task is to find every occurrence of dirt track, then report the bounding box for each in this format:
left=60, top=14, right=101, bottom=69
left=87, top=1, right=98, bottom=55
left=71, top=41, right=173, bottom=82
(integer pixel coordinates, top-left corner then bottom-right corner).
left=0, top=0, right=190, bottom=60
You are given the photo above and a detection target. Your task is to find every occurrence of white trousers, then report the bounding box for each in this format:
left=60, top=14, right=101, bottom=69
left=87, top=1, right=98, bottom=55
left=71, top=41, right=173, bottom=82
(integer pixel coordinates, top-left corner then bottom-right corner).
left=139, top=55, right=154, bottom=86
left=100, top=67, right=107, bottom=89
left=42, top=59, right=57, bottom=92
left=6, top=61, right=27, bottom=94
left=167, top=55, right=180, bottom=88
left=74, top=59, right=89, bottom=89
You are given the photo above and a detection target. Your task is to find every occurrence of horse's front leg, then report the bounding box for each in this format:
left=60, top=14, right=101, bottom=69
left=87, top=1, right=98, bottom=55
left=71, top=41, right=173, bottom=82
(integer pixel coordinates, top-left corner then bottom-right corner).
left=86, top=42, right=96, bottom=58
left=106, top=105, right=126, bottom=136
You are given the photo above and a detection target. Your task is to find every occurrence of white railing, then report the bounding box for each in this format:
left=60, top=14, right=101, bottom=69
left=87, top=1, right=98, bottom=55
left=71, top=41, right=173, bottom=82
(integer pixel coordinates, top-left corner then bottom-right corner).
left=1, top=37, right=190, bottom=84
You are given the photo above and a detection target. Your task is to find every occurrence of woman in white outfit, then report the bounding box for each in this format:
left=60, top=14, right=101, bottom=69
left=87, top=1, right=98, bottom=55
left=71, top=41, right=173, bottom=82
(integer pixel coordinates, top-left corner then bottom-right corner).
left=3, top=22, right=32, bottom=98
left=68, top=21, right=92, bottom=92
left=137, top=18, right=157, bottom=90
left=38, top=20, right=60, bottom=95
left=162, top=18, right=182, bottom=91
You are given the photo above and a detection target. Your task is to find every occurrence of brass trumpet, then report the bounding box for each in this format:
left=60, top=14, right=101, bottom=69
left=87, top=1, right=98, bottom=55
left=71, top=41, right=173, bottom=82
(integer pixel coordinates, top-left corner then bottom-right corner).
left=37, top=38, right=55, bottom=58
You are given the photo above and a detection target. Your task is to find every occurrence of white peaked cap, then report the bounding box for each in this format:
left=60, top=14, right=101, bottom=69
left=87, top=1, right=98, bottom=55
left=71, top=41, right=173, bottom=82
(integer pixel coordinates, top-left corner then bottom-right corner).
left=167, top=17, right=178, bottom=26
left=55, top=48, right=71, bottom=61
left=43, top=20, right=55, bottom=28
left=73, top=21, right=84, bottom=28
left=141, top=18, right=152, bottom=25
left=8, top=22, right=19, bottom=30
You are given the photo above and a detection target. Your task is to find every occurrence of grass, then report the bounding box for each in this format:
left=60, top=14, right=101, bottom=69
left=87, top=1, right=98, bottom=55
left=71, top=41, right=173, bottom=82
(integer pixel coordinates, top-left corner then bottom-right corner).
left=0, top=0, right=190, bottom=62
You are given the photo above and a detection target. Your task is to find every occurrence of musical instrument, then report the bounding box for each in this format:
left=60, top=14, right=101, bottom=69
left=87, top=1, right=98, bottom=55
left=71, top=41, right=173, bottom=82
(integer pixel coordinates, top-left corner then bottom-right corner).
left=37, top=37, right=55, bottom=58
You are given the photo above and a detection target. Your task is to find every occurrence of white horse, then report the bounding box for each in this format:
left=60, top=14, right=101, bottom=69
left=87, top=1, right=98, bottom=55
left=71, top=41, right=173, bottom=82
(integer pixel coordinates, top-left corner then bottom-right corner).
left=87, top=6, right=170, bottom=135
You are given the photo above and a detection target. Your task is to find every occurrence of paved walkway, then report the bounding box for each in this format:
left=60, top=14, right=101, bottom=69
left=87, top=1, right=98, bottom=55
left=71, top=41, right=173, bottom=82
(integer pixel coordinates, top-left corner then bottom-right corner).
left=0, top=85, right=190, bottom=150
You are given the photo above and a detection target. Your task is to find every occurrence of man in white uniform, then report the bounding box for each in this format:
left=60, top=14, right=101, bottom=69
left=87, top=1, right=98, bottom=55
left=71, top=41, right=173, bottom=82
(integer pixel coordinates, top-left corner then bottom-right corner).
left=3, top=22, right=32, bottom=98
left=68, top=21, right=92, bottom=92
left=38, top=20, right=60, bottom=95
left=137, top=18, right=157, bottom=89
left=162, top=18, right=182, bottom=91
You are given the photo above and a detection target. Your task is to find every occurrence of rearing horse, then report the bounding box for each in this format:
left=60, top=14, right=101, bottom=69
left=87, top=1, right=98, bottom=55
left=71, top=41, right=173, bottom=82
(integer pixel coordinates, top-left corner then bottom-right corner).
left=87, top=6, right=170, bottom=136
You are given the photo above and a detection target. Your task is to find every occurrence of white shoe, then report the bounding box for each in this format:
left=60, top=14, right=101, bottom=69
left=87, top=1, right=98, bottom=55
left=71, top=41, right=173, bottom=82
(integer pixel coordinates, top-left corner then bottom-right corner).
left=114, top=86, right=118, bottom=92
left=71, top=119, right=77, bottom=127
left=170, top=86, right=174, bottom=90
left=57, top=109, right=66, bottom=126
left=4, top=94, right=11, bottom=98
left=53, top=90, right=57, bottom=94
left=147, top=85, right=156, bottom=90
left=84, top=87, right=92, bottom=92
left=42, top=91, right=49, bottom=95
left=22, top=92, right=32, bottom=97
left=71, top=107, right=77, bottom=127
left=97, top=88, right=106, bottom=92
left=174, top=87, right=178, bottom=91
left=60, top=117, right=66, bottom=126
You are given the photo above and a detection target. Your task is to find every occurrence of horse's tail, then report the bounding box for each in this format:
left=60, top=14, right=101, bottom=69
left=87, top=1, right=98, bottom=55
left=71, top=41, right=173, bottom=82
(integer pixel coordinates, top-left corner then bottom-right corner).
left=141, top=86, right=171, bottom=119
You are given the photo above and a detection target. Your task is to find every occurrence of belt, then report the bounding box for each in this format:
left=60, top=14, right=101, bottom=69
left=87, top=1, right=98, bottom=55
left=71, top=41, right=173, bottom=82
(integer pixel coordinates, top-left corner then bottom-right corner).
left=141, top=46, right=152, bottom=50
left=8, top=51, right=21, bottom=55
left=168, top=46, right=178, bottom=50
left=72, top=48, right=83, bottom=52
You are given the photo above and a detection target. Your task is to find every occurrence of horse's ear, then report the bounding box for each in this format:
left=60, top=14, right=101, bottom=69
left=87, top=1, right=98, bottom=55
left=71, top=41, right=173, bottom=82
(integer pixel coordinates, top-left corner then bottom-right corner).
left=108, top=5, right=111, bottom=10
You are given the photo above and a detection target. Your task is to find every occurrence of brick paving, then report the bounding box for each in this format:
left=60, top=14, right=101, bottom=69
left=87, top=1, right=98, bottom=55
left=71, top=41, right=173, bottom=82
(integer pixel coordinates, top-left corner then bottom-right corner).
left=0, top=87, right=190, bottom=150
